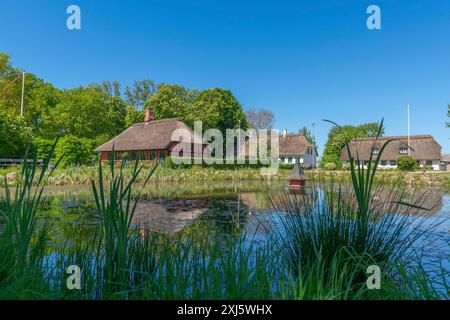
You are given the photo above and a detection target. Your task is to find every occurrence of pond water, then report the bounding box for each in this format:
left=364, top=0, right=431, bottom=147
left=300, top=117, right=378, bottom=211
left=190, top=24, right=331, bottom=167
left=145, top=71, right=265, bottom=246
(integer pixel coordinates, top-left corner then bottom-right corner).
left=36, top=181, right=450, bottom=275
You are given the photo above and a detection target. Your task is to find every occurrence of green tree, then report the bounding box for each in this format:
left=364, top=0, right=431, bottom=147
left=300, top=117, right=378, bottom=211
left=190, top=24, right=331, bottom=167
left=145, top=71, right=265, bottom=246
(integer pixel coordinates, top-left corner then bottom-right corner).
left=321, top=122, right=384, bottom=168
left=124, top=80, right=156, bottom=109
left=55, top=135, right=93, bottom=167
left=0, top=53, right=62, bottom=128
left=147, top=83, right=198, bottom=122
left=92, top=80, right=121, bottom=97
left=40, top=86, right=120, bottom=139
left=0, top=111, right=33, bottom=158
left=124, top=106, right=144, bottom=127
left=190, top=88, right=247, bottom=133
left=397, top=155, right=418, bottom=171
left=446, top=104, right=449, bottom=129
left=106, top=96, right=127, bottom=136
left=298, top=126, right=315, bottom=145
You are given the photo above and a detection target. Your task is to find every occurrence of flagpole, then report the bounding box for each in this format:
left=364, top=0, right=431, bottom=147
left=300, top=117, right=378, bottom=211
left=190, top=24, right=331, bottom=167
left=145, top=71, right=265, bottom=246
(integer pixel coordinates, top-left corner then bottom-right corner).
left=407, top=104, right=410, bottom=155
left=20, top=71, right=26, bottom=117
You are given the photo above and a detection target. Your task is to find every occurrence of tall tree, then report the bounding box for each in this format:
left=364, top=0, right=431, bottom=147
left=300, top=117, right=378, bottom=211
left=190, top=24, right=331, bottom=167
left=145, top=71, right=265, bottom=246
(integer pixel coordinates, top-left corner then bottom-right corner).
left=146, top=83, right=198, bottom=122
left=124, top=79, right=156, bottom=109
left=321, top=122, right=384, bottom=168
left=446, top=104, right=449, bottom=129
left=0, top=53, right=62, bottom=128
left=125, top=106, right=144, bottom=128
left=190, top=88, right=247, bottom=133
left=40, top=86, right=122, bottom=139
left=245, top=107, right=275, bottom=130
left=298, top=126, right=316, bottom=145
left=92, top=80, right=121, bottom=97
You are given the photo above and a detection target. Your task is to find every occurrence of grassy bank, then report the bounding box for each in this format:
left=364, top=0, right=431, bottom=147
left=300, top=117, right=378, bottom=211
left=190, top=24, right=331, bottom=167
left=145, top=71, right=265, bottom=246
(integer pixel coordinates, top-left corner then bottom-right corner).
left=315, top=170, right=450, bottom=188
left=0, top=140, right=448, bottom=300
left=1, top=164, right=449, bottom=188
left=1, top=164, right=289, bottom=186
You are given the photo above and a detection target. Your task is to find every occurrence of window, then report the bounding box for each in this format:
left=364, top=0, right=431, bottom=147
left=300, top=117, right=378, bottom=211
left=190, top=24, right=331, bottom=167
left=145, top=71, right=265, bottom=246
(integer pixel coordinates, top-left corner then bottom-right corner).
left=115, top=152, right=121, bottom=160
left=372, top=148, right=379, bottom=155
left=390, top=160, right=396, bottom=166
left=399, top=147, right=408, bottom=154
left=381, top=160, right=387, bottom=166
left=141, top=151, right=147, bottom=161
left=150, top=151, right=155, bottom=160
left=159, top=150, right=166, bottom=159
left=426, top=160, right=433, bottom=166
left=288, top=157, right=292, bottom=163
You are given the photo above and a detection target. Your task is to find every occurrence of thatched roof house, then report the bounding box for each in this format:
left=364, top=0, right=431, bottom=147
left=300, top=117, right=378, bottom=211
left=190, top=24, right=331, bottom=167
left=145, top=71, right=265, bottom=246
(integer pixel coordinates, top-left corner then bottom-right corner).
left=95, top=109, right=205, bottom=161
left=278, top=132, right=317, bottom=168
left=239, top=131, right=317, bottom=168
left=340, top=135, right=442, bottom=170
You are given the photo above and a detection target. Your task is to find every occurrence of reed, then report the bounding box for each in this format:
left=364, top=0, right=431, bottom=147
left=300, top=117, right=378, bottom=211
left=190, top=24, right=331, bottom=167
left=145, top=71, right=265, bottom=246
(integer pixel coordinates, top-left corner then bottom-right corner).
left=91, top=152, right=158, bottom=297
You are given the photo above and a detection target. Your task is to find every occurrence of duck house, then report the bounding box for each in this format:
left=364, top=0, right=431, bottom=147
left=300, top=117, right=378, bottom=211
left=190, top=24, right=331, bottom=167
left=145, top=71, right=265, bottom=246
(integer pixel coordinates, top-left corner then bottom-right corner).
left=288, top=160, right=307, bottom=188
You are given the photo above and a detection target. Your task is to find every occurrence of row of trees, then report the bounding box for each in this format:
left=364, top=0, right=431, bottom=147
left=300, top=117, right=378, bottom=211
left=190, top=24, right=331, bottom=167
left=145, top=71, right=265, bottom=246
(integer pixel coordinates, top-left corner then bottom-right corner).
left=1, top=52, right=267, bottom=165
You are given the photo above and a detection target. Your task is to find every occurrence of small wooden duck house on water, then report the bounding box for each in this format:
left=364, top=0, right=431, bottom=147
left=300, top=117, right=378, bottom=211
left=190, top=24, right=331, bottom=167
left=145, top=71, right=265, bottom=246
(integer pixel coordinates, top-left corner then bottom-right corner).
left=288, top=159, right=307, bottom=188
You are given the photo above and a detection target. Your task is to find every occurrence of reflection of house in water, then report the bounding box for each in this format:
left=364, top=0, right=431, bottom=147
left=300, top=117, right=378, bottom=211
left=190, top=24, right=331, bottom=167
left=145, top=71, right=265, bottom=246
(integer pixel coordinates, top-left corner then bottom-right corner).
left=374, top=188, right=444, bottom=216
left=132, top=199, right=208, bottom=235
left=240, top=187, right=444, bottom=217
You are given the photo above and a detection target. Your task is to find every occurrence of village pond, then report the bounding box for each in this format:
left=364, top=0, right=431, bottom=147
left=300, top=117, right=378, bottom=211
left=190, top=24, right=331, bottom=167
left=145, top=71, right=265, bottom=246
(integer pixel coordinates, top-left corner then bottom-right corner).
left=36, top=181, right=450, bottom=269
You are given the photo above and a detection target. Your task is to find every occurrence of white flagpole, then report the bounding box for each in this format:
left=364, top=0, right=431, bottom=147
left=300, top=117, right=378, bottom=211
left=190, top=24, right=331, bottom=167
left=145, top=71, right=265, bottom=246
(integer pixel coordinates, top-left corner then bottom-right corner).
left=20, top=71, right=26, bottom=117
left=407, top=104, right=410, bottom=155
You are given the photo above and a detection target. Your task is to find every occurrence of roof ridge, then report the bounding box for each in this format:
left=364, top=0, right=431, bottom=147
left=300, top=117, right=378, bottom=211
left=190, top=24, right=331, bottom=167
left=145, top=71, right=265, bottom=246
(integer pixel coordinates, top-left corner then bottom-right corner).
left=280, top=133, right=305, bottom=137
left=132, top=118, right=181, bottom=126
left=352, top=135, right=433, bottom=141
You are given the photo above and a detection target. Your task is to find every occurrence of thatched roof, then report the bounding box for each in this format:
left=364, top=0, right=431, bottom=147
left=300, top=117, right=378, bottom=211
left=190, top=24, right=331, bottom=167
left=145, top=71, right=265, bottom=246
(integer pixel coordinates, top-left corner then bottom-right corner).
left=95, top=118, right=204, bottom=152
left=340, top=135, right=441, bottom=161
left=239, top=133, right=316, bottom=157
left=279, top=134, right=316, bottom=156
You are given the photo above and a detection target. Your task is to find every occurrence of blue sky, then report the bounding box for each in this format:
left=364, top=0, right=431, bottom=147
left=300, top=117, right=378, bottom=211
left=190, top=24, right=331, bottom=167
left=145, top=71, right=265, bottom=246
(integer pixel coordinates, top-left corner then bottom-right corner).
left=1, top=0, right=449, bottom=154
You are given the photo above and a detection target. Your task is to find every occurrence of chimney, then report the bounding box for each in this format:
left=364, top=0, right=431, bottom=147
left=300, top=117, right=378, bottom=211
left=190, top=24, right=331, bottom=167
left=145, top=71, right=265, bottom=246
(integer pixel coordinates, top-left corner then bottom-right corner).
left=144, top=108, right=154, bottom=123
left=282, top=129, right=287, bottom=137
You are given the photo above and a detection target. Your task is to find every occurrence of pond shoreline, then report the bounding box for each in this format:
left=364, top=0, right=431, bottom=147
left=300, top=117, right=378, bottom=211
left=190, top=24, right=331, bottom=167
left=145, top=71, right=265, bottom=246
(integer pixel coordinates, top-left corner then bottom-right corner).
left=2, top=166, right=450, bottom=188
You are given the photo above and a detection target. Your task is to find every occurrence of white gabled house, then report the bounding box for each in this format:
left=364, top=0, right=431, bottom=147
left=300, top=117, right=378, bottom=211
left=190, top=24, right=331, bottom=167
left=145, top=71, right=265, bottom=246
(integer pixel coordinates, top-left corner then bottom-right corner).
left=340, top=135, right=442, bottom=171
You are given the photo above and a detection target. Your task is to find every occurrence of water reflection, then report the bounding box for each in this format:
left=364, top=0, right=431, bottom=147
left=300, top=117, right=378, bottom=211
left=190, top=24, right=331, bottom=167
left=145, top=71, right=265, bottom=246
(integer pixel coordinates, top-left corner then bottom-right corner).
left=36, top=182, right=449, bottom=244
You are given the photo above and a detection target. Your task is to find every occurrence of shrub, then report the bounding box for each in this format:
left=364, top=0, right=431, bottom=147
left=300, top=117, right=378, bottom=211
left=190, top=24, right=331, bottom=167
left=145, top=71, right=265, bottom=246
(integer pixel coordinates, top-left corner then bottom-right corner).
left=55, top=135, right=93, bottom=167
left=323, top=162, right=337, bottom=171
left=279, top=163, right=294, bottom=170
left=397, top=156, right=418, bottom=171
left=0, top=111, right=34, bottom=158
left=33, top=137, right=55, bottom=160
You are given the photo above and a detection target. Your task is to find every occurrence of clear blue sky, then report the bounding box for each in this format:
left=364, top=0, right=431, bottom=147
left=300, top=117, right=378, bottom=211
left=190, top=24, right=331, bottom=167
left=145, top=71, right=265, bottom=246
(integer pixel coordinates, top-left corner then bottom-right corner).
left=1, top=0, right=449, bottom=154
